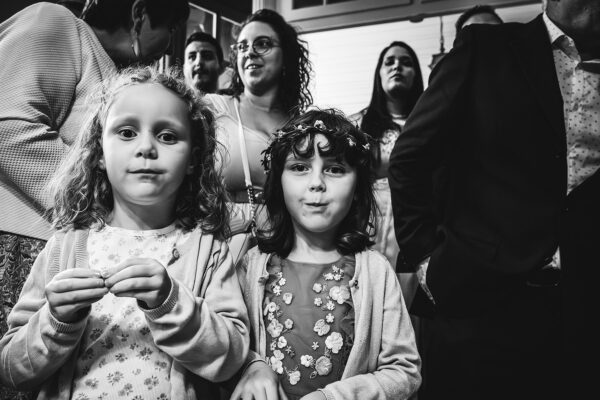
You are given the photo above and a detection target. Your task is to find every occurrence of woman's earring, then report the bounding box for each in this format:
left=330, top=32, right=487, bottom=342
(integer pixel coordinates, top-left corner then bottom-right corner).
left=187, top=165, right=194, bottom=175
left=131, top=30, right=141, bottom=59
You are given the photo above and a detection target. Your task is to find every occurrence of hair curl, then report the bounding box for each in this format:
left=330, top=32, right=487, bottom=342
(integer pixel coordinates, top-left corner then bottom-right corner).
left=228, top=9, right=313, bottom=115
left=258, top=108, right=377, bottom=257
left=48, top=65, right=230, bottom=238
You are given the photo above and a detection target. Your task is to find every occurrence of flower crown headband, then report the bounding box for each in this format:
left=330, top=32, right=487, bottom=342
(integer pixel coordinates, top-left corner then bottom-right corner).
left=261, top=119, right=372, bottom=173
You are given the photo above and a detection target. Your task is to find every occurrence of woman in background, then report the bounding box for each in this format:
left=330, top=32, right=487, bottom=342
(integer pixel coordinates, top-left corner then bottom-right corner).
left=204, top=9, right=312, bottom=264
left=350, top=41, right=423, bottom=305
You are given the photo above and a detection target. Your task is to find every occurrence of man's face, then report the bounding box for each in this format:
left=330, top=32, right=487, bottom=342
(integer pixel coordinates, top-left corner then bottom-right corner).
left=183, top=41, right=222, bottom=94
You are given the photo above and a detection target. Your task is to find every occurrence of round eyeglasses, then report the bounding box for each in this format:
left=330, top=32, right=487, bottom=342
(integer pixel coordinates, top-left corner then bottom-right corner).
left=230, top=37, right=280, bottom=55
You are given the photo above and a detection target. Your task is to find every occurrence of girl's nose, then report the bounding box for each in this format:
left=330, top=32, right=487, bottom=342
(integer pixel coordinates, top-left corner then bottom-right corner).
left=308, top=173, right=325, bottom=192
left=135, top=135, right=158, bottom=159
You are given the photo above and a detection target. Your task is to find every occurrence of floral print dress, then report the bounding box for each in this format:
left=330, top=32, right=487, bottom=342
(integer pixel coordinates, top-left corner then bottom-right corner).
left=263, top=254, right=355, bottom=400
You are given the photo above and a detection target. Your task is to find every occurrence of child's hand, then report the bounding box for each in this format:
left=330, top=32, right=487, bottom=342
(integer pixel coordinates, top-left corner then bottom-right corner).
left=299, top=391, right=327, bottom=400
left=103, top=258, right=172, bottom=309
left=230, top=361, right=289, bottom=400
left=45, top=268, right=108, bottom=323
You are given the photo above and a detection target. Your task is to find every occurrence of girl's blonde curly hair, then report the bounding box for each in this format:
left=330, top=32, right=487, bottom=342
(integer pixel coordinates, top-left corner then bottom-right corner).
left=47, top=65, right=229, bottom=238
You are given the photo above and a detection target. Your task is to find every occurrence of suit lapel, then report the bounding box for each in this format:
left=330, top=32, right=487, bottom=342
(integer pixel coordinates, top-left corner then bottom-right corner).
left=510, top=15, right=565, bottom=150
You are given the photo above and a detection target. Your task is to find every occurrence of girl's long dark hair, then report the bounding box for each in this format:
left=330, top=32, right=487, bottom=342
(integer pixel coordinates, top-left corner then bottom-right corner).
left=258, top=109, right=377, bottom=258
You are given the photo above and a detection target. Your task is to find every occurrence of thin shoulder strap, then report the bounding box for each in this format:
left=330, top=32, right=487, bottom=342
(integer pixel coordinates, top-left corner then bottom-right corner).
left=233, top=98, right=253, bottom=189
left=233, top=98, right=258, bottom=235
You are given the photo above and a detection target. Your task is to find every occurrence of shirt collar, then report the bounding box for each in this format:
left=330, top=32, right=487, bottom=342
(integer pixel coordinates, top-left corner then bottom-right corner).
left=543, top=12, right=579, bottom=60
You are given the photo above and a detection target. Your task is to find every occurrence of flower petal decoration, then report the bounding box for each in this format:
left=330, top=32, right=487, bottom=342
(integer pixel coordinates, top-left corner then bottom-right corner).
left=325, top=332, right=344, bottom=354
left=283, top=292, right=293, bottom=305
left=300, top=354, right=314, bottom=367
left=314, top=120, right=327, bottom=130
left=313, top=319, right=331, bottom=336
left=315, top=356, right=332, bottom=376
left=289, top=370, right=301, bottom=385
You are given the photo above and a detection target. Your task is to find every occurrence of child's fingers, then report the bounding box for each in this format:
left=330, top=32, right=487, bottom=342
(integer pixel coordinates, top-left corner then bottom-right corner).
left=106, top=275, right=164, bottom=293
left=47, top=287, right=108, bottom=305
left=49, top=297, right=105, bottom=323
left=53, top=268, right=102, bottom=281
left=230, top=387, right=267, bottom=400
left=278, top=384, right=289, bottom=400
left=103, top=259, right=164, bottom=285
left=47, top=276, right=106, bottom=294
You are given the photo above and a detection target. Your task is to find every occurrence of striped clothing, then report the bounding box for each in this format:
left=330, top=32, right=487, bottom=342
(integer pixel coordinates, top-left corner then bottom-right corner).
left=0, top=3, right=115, bottom=240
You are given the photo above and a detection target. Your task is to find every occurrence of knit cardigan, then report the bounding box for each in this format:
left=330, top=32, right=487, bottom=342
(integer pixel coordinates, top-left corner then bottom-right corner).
left=0, top=3, right=116, bottom=239
left=237, top=247, right=421, bottom=400
left=0, top=228, right=250, bottom=400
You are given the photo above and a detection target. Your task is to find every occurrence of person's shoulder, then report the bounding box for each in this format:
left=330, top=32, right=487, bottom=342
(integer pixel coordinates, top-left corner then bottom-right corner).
left=348, top=108, right=367, bottom=125
left=24, top=2, right=77, bottom=25
left=8, top=2, right=79, bottom=43
left=202, top=93, right=234, bottom=114
left=246, top=246, right=270, bottom=263
left=460, top=17, right=536, bottom=42
left=357, top=249, right=394, bottom=275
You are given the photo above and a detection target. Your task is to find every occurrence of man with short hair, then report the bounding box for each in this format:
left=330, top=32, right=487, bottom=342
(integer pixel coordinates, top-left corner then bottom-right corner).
left=183, top=31, right=224, bottom=94
left=389, top=0, right=599, bottom=398
left=455, top=4, right=503, bottom=34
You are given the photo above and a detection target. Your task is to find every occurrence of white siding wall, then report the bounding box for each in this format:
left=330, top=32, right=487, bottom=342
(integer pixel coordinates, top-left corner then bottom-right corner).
left=301, top=3, right=542, bottom=116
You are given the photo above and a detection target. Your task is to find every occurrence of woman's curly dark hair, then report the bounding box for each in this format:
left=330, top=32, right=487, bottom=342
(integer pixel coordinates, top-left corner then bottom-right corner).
left=258, top=108, right=377, bottom=257
left=47, top=66, right=230, bottom=238
left=228, top=9, right=313, bottom=116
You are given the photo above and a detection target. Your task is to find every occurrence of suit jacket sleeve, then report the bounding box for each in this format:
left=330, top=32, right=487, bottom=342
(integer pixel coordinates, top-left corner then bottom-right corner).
left=388, top=29, right=474, bottom=270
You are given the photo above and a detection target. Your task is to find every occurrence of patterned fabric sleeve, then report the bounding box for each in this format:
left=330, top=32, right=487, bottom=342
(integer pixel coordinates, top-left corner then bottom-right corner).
left=0, top=4, right=83, bottom=209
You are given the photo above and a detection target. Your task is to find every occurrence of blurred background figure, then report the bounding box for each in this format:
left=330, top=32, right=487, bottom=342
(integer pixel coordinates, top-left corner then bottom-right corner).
left=183, top=31, right=224, bottom=94
left=350, top=41, right=424, bottom=306
left=204, top=8, right=312, bottom=265
left=0, top=1, right=189, bottom=398
left=455, top=4, right=503, bottom=34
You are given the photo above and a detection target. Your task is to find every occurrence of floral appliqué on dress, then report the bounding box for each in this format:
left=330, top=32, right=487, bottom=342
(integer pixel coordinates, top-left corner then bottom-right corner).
left=263, top=256, right=354, bottom=392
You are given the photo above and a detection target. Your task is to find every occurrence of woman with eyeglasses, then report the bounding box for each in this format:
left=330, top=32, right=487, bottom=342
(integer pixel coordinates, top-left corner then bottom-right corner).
left=350, top=41, right=424, bottom=307
left=204, top=9, right=313, bottom=265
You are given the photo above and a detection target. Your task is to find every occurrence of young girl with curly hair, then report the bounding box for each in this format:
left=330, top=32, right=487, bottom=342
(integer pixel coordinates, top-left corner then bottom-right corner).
left=0, top=66, right=249, bottom=400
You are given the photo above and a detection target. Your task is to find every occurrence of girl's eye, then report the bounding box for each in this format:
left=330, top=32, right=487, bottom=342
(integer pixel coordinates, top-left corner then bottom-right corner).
left=289, top=163, right=309, bottom=172
left=117, top=128, right=136, bottom=139
left=326, top=165, right=346, bottom=175
left=157, top=131, right=178, bottom=144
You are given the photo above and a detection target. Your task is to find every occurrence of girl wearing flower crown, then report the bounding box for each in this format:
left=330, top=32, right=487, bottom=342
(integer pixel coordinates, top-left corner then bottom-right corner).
left=0, top=66, right=249, bottom=399
left=231, top=109, right=420, bottom=400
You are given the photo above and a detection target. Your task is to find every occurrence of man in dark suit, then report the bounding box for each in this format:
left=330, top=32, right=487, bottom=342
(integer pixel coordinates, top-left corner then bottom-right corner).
left=389, top=0, right=599, bottom=399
